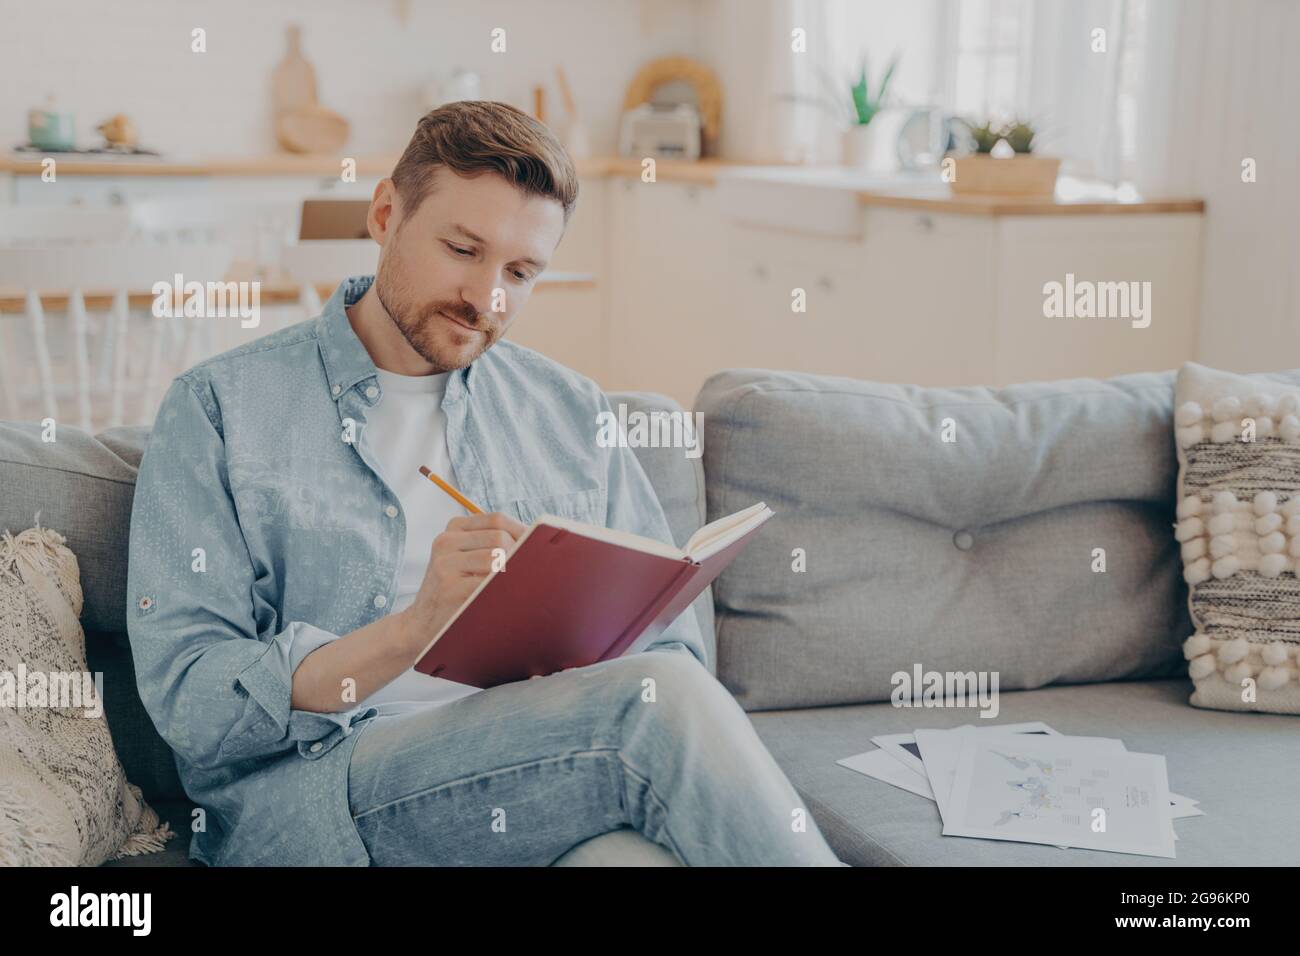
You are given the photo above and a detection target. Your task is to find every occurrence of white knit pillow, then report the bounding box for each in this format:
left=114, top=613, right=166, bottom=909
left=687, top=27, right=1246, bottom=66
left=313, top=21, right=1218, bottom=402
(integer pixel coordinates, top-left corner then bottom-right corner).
left=0, top=521, right=174, bottom=865
left=1173, top=363, right=1300, bottom=714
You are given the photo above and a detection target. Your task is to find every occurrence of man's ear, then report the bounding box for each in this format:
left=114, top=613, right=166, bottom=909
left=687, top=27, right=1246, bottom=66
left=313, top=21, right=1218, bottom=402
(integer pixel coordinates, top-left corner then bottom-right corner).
left=368, top=178, right=399, bottom=245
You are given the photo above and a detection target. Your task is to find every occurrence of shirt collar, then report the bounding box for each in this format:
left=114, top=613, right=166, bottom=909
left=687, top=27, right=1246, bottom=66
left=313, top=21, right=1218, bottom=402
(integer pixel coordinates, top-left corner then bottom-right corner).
left=316, top=274, right=474, bottom=404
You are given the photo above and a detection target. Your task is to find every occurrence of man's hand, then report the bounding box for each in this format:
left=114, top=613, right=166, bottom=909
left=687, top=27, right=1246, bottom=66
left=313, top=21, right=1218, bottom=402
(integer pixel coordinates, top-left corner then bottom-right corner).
left=398, top=512, right=527, bottom=655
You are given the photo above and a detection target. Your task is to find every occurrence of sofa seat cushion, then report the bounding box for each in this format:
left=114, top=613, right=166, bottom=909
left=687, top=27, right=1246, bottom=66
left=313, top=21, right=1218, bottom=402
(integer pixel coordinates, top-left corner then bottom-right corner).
left=748, top=678, right=1300, bottom=866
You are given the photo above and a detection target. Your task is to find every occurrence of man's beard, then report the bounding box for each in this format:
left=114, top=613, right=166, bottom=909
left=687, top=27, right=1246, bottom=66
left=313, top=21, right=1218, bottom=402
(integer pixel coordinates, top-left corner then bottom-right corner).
left=373, top=260, right=497, bottom=372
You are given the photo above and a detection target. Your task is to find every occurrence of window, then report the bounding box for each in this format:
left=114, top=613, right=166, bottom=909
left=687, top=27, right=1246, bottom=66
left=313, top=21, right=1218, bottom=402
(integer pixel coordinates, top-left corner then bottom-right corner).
left=942, top=0, right=1035, bottom=122
left=936, top=0, right=1148, bottom=184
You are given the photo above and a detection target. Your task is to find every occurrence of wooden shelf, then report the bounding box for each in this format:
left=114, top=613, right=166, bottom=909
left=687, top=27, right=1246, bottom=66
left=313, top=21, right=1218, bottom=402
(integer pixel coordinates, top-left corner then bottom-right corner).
left=0, top=274, right=595, bottom=314
left=0, top=152, right=776, bottom=184
left=0, top=152, right=1203, bottom=215
left=855, top=187, right=1205, bottom=217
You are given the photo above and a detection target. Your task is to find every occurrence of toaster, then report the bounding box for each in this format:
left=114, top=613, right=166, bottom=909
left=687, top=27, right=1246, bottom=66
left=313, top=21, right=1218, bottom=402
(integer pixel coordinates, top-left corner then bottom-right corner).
left=618, top=103, right=702, bottom=161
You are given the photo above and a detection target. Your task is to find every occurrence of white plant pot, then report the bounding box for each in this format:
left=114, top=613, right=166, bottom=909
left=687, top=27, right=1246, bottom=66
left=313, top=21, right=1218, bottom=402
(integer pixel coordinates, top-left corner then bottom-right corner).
left=841, top=110, right=906, bottom=172
left=842, top=124, right=879, bottom=170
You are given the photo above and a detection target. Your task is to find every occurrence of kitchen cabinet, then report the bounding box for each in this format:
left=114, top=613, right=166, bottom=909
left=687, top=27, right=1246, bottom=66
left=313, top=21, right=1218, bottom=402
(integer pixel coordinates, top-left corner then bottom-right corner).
left=603, top=190, right=1201, bottom=407
left=992, top=214, right=1201, bottom=383
left=719, top=209, right=999, bottom=390
left=605, top=177, right=728, bottom=402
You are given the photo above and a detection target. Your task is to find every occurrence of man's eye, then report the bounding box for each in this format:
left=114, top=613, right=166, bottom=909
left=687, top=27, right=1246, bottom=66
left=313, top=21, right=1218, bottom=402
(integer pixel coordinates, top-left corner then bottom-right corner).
left=511, top=270, right=531, bottom=282
left=448, top=244, right=473, bottom=256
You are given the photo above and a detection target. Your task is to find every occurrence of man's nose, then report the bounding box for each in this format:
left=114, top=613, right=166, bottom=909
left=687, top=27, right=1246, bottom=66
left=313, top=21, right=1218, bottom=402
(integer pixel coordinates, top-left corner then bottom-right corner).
left=461, top=267, right=502, bottom=318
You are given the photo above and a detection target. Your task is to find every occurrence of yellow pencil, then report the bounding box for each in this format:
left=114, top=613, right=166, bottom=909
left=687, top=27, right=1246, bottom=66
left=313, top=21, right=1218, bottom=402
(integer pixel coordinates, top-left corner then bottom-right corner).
left=418, top=465, right=483, bottom=515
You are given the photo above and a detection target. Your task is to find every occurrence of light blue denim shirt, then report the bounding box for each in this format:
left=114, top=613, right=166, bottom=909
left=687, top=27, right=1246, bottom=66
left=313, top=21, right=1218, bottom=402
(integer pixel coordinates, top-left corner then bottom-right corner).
left=126, top=275, right=707, bottom=866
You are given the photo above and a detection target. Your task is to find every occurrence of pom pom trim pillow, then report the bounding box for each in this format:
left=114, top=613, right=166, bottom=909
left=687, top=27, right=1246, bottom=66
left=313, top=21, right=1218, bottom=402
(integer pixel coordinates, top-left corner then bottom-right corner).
left=1173, top=363, right=1300, bottom=714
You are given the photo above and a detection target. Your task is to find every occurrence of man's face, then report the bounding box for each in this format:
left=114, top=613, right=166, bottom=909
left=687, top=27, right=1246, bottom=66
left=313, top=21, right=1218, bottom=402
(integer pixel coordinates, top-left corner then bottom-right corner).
left=369, top=166, right=566, bottom=371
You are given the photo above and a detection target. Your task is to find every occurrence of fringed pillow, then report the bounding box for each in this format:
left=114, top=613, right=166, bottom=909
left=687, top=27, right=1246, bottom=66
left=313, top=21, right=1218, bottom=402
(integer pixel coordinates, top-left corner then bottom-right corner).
left=1173, top=363, right=1300, bottom=714
left=0, top=521, right=174, bottom=865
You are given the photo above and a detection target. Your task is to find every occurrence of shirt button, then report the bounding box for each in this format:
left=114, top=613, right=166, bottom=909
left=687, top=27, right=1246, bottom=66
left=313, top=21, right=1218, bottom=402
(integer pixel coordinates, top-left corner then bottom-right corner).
left=309, top=741, right=323, bottom=753
left=373, top=594, right=388, bottom=608
left=365, top=385, right=379, bottom=399
left=953, top=530, right=974, bottom=551
left=384, top=504, right=398, bottom=518
left=331, top=384, right=341, bottom=396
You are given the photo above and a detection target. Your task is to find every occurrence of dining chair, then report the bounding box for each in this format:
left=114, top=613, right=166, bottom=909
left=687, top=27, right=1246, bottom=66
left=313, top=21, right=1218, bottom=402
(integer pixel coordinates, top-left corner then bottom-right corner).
left=0, top=242, right=234, bottom=430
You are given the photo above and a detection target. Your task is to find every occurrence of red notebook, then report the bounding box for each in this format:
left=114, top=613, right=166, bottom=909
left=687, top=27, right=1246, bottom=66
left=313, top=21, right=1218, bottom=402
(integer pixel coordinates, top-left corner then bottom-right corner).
left=413, top=501, right=774, bottom=688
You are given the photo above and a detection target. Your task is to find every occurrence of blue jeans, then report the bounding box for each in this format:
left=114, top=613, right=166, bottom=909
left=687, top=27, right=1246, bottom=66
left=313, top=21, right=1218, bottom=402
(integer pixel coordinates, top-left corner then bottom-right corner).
left=346, top=645, right=843, bottom=865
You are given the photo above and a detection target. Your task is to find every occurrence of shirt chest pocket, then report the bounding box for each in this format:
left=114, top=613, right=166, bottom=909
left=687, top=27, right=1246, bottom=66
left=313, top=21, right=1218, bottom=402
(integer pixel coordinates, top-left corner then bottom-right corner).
left=506, top=486, right=606, bottom=527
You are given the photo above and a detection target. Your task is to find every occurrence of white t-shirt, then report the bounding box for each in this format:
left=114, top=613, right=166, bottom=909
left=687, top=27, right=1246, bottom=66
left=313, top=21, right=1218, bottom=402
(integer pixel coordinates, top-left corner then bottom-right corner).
left=339, top=366, right=484, bottom=717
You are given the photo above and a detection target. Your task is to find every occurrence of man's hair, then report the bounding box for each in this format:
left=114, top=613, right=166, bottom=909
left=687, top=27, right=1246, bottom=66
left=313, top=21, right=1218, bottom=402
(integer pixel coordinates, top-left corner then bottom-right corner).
left=390, top=100, right=579, bottom=226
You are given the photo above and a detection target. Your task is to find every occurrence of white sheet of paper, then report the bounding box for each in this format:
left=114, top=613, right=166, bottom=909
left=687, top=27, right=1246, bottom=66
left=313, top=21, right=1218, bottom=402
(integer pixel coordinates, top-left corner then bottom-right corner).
left=915, top=725, right=1091, bottom=826
left=873, top=721, right=1058, bottom=776
left=837, top=748, right=935, bottom=799
left=871, top=725, right=972, bottom=776
left=943, top=735, right=1177, bottom=859
left=1169, top=793, right=1204, bottom=819
left=848, top=728, right=1197, bottom=837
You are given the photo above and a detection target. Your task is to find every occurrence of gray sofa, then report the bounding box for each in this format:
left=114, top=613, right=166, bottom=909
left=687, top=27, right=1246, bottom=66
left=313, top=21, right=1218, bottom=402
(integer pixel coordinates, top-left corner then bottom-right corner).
left=3, top=365, right=1297, bottom=866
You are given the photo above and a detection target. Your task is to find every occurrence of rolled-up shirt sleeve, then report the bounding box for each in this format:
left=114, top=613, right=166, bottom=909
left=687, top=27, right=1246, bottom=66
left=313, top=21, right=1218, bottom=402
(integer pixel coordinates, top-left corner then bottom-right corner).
left=595, top=390, right=709, bottom=668
left=126, top=377, right=364, bottom=771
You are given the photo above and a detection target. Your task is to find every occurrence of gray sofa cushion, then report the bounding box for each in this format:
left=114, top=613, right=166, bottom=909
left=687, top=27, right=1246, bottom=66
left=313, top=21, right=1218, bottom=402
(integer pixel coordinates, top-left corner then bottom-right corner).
left=748, top=678, right=1300, bottom=865
left=0, top=422, right=146, bottom=637
left=698, top=368, right=1200, bottom=711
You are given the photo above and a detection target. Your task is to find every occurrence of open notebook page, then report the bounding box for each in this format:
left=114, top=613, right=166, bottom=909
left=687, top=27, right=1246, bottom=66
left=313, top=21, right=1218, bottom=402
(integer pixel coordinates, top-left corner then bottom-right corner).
left=684, top=502, right=772, bottom=558
left=535, top=501, right=772, bottom=563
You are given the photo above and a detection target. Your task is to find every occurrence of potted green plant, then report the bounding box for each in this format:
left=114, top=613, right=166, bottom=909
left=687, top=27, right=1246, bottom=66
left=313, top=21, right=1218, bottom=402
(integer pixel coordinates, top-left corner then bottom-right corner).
left=774, top=51, right=903, bottom=168
left=842, top=52, right=900, bottom=169
left=950, top=118, right=1060, bottom=198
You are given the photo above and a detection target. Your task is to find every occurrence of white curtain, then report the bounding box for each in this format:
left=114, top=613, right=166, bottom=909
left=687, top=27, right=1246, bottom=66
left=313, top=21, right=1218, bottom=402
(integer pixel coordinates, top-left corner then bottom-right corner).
left=705, top=0, right=841, bottom=164
left=1022, top=0, right=1129, bottom=181
left=712, top=0, right=1134, bottom=172
left=1131, top=0, right=1300, bottom=371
